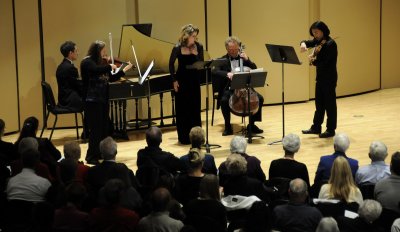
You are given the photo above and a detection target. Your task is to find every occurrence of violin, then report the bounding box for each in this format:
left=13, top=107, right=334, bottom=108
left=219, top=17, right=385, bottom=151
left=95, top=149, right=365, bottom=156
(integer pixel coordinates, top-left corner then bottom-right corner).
left=102, top=56, right=129, bottom=67
left=309, top=39, right=326, bottom=65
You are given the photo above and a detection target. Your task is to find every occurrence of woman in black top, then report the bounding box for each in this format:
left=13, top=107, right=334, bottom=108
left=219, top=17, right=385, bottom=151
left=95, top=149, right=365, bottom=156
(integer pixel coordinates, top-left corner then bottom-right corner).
left=80, top=41, right=133, bottom=164
left=169, top=24, right=204, bottom=144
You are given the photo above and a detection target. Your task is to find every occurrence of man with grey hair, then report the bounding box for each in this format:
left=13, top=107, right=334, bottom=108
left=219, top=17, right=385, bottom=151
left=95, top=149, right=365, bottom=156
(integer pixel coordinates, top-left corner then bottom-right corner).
left=269, top=133, right=310, bottom=187
left=218, top=136, right=266, bottom=184
left=273, top=178, right=323, bottom=232
left=356, top=141, right=390, bottom=185
left=314, top=133, right=359, bottom=184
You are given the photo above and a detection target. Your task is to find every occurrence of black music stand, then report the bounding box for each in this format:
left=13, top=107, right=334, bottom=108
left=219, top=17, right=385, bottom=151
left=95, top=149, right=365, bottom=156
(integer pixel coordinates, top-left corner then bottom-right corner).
left=265, top=44, right=301, bottom=145
left=187, top=58, right=226, bottom=152
left=140, top=60, right=155, bottom=127
left=230, top=71, right=267, bottom=143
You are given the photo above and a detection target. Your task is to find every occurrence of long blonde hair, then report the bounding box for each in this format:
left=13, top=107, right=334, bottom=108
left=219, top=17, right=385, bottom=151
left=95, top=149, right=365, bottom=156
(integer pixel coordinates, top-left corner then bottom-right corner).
left=328, top=156, right=357, bottom=202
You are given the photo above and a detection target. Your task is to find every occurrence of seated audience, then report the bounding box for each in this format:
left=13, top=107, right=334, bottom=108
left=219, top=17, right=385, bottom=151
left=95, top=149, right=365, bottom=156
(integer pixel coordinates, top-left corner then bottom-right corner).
left=269, top=133, right=310, bottom=187
left=0, top=118, right=18, bottom=164
left=184, top=174, right=227, bottom=232
left=314, top=133, right=359, bottom=184
left=219, top=135, right=266, bottom=185
left=174, top=148, right=205, bottom=206
left=137, top=126, right=183, bottom=175
left=273, top=178, right=323, bottom=231
left=319, top=156, right=363, bottom=205
left=316, top=217, right=340, bottom=232
left=374, top=151, right=400, bottom=214
left=137, top=187, right=184, bottom=232
left=337, top=199, right=384, bottom=232
left=392, top=218, right=400, bottom=232
left=63, top=141, right=89, bottom=183
left=180, top=126, right=217, bottom=175
left=89, top=179, right=139, bottom=231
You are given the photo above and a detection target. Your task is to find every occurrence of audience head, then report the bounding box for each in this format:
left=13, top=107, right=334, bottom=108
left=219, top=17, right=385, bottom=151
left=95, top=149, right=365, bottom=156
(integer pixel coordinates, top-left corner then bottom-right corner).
left=87, top=40, right=106, bottom=64
left=187, top=148, right=204, bottom=172
left=151, top=187, right=171, bottom=212
left=0, top=118, right=5, bottom=137
left=63, top=141, right=81, bottom=161
left=17, top=117, right=39, bottom=143
left=21, top=149, right=40, bottom=169
left=65, top=182, right=87, bottom=206
left=199, top=174, right=220, bottom=201
left=230, top=136, right=247, bottom=154
left=103, top=179, right=125, bottom=206
left=333, top=133, right=350, bottom=153
left=282, top=133, right=301, bottom=154
left=100, top=136, right=117, bottom=160
left=329, top=156, right=356, bottom=202
left=226, top=153, right=247, bottom=176
left=288, top=178, right=308, bottom=203
left=358, top=199, right=382, bottom=224
left=60, top=41, right=77, bottom=60
left=189, top=126, right=205, bottom=148
left=316, top=217, right=339, bottom=232
left=146, top=126, right=162, bottom=147
left=390, top=151, right=400, bottom=176
left=179, top=24, right=199, bottom=47
left=18, top=137, right=39, bottom=155
left=368, top=141, right=388, bottom=162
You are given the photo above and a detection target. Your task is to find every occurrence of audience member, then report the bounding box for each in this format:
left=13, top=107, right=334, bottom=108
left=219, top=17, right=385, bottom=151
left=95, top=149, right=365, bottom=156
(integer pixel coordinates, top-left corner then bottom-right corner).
left=137, top=126, right=184, bottom=175
left=0, top=118, right=18, bottom=164
left=392, top=218, right=400, bottom=232
left=355, top=141, right=390, bottom=185
left=316, top=217, right=340, bottom=232
left=180, top=126, right=217, bottom=174
left=374, top=151, right=400, bottom=213
left=174, top=148, right=205, bottom=206
left=314, top=133, right=359, bottom=184
left=219, top=136, right=266, bottom=185
left=63, top=141, right=89, bottom=183
left=137, top=187, right=184, bottom=232
left=273, top=178, right=323, bottom=231
left=269, top=133, right=310, bottom=186
left=183, top=174, right=227, bottom=232
left=89, top=179, right=139, bottom=231
left=318, top=156, right=363, bottom=205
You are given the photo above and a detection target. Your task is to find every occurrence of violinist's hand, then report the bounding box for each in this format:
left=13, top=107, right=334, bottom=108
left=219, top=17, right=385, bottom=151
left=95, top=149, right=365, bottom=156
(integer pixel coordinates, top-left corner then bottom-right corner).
left=227, top=72, right=234, bottom=80
left=173, top=80, right=179, bottom=92
left=123, top=61, right=134, bottom=73
left=239, top=51, right=249, bottom=61
left=110, top=64, right=117, bottom=70
left=300, top=42, right=307, bottom=53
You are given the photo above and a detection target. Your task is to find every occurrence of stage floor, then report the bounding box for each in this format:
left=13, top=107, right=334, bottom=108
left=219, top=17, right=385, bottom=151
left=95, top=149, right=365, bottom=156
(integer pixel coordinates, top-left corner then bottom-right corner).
left=4, top=88, right=400, bottom=184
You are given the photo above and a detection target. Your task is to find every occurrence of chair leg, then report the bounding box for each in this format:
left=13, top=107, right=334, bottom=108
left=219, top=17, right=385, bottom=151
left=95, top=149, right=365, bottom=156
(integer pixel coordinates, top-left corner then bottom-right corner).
left=49, top=115, right=58, bottom=141
left=211, top=98, right=215, bottom=126
left=74, top=113, right=79, bottom=140
left=40, top=111, right=50, bottom=138
left=80, top=112, right=85, bottom=140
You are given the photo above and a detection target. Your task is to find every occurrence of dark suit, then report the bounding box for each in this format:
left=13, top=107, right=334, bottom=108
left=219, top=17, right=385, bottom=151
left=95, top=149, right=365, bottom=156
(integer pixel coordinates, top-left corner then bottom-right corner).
left=136, top=146, right=184, bottom=175
left=212, top=54, right=264, bottom=128
left=56, top=58, right=83, bottom=110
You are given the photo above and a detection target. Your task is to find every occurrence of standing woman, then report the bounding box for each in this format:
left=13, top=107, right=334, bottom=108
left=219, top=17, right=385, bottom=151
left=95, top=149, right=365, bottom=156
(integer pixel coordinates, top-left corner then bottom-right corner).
left=169, top=24, right=204, bottom=144
left=81, top=40, right=133, bottom=164
left=300, top=21, right=338, bottom=138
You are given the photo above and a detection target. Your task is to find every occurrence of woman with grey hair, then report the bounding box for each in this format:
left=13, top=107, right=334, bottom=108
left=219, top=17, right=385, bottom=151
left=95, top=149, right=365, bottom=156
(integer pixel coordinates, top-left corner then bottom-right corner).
left=268, top=133, right=310, bottom=186
left=316, top=217, right=339, bottom=232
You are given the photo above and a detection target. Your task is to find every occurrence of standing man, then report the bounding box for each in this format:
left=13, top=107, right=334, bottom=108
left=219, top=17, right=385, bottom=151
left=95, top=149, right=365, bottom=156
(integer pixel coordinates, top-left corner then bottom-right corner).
left=212, top=36, right=264, bottom=136
left=300, top=21, right=338, bottom=138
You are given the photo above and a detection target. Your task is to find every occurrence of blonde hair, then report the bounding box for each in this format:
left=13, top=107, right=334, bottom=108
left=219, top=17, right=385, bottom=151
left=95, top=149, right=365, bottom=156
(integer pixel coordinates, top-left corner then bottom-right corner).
left=328, top=156, right=357, bottom=202
left=188, top=147, right=204, bottom=171
left=178, top=24, right=199, bottom=46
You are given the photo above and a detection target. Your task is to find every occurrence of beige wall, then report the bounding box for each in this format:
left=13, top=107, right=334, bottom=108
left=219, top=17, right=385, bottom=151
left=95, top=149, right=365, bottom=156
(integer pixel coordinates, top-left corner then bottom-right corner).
left=0, top=0, right=19, bottom=133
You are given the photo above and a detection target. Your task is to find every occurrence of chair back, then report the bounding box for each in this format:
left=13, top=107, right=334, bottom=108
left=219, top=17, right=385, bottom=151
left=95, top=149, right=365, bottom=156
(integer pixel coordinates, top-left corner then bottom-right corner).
left=358, top=183, right=375, bottom=199
left=41, top=81, right=57, bottom=112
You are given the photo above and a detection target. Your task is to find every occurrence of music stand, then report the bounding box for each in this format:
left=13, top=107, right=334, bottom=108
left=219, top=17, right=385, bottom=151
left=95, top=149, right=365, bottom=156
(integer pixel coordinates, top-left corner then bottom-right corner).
left=187, top=58, right=227, bottom=152
left=230, top=71, right=267, bottom=143
left=139, top=60, right=155, bottom=127
left=265, top=44, right=301, bottom=145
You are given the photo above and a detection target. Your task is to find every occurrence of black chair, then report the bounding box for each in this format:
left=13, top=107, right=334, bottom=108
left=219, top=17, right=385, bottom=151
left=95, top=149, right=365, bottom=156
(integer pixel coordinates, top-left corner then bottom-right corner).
left=211, top=74, right=220, bottom=126
left=39, top=81, right=84, bottom=140
left=358, top=182, right=375, bottom=199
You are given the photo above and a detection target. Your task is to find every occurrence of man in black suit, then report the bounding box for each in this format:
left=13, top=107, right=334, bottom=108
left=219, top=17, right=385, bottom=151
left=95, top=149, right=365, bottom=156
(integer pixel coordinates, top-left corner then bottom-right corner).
left=212, top=36, right=264, bottom=136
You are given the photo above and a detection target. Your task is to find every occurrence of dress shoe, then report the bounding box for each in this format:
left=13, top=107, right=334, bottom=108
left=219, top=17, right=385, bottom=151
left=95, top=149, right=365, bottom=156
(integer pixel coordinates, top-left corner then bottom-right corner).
left=319, top=130, right=335, bottom=138
left=247, top=124, right=263, bottom=134
left=302, top=128, right=321, bottom=135
left=222, top=127, right=233, bottom=136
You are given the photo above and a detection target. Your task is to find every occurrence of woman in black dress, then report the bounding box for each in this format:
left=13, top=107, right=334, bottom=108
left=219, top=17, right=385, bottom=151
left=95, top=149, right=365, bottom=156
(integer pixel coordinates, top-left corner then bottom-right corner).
left=169, top=24, right=204, bottom=144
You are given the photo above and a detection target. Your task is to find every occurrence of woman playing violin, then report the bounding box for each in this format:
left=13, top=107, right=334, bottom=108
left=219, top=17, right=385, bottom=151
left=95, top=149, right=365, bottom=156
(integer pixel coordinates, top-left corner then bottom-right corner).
left=80, top=40, right=133, bottom=164
left=300, top=21, right=338, bottom=138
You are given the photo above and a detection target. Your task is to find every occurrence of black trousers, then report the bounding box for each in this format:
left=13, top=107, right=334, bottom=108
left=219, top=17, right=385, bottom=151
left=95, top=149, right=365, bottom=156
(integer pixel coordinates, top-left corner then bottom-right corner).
left=220, top=89, right=264, bottom=128
left=312, top=82, right=337, bottom=131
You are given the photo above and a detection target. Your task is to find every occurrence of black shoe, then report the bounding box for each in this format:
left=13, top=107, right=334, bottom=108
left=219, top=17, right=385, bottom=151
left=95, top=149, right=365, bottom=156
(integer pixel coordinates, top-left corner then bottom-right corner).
left=302, top=128, right=321, bottom=134
left=319, top=130, right=335, bottom=138
left=247, top=124, right=263, bottom=134
left=222, top=127, right=233, bottom=136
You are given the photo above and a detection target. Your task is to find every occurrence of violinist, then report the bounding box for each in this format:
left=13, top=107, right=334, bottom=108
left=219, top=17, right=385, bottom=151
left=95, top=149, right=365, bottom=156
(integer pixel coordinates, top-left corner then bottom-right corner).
left=300, top=21, right=338, bottom=138
left=212, top=36, right=264, bottom=136
left=80, top=40, right=133, bottom=164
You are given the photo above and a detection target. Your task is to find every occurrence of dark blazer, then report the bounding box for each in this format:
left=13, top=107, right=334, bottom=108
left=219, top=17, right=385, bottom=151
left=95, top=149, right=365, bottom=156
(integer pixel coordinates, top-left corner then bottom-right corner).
left=56, top=58, right=83, bottom=107
left=223, top=174, right=270, bottom=202
left=137, top=146, right=184, bottom=175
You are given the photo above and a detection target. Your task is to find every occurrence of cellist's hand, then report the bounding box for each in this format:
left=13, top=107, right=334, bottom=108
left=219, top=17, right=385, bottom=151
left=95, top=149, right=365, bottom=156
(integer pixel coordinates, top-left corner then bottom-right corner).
left=173, top=80, right=179, bottom=92
left=227, top=72, right=234, bottom=80
left=300, top=42, right=307, bottom=53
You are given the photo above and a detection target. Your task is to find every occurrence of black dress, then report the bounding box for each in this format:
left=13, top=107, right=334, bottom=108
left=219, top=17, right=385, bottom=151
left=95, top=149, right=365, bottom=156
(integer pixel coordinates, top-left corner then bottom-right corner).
left=169, top=42, right=203, bottom=144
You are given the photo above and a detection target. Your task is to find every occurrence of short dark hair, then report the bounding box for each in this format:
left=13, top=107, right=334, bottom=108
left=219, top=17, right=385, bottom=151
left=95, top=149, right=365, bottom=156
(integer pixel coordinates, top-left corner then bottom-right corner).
left=60, top=41, right=76, bottom=57
left=0, top=119, right=5, bottom=135
left=309, top=21, right=330, bottom=38
left=151, top=187, right=171, bottom=212
left=103, top=179, right=125, bottom=206
left=391, top=151, right=400, bottom=175
left=146, top=126, right=162, bottom=147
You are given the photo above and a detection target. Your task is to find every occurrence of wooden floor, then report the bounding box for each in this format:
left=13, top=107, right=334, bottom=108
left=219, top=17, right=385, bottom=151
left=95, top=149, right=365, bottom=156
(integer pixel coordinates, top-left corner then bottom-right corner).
left=4, top=88, right=400, bottom=184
